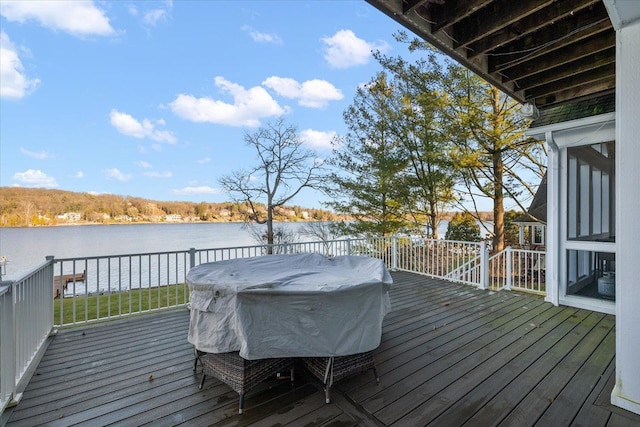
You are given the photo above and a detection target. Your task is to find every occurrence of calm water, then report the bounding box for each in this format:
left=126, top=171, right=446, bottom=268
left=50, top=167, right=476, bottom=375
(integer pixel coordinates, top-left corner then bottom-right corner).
left=0, top=221, right=458, bottom=281
left=0, top=222, right=314, bottom=281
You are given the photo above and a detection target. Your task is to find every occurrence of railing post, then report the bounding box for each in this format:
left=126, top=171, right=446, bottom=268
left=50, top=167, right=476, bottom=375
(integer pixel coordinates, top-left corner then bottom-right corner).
left=347, top=239, right=352, bottom=256
left=392, top=236, right=398, bottom=270
left=0, top=280, right=17, bottom=411
left=505, top=247, right=513, bottom=290
left=479, top=241, right=489, bottom=289
left=189, top=248, right=196, bottom=269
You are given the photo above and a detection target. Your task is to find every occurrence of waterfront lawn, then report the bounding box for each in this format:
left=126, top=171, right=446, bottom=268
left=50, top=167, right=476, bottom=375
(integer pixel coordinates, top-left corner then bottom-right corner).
left=53, top=284, right=189, bottom=325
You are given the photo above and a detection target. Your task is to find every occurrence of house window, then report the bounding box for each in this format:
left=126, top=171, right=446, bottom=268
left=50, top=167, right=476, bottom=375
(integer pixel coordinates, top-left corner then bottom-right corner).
left=567, top=249, right=616, bottom=300
left=567, top=142, right=615, bottom=242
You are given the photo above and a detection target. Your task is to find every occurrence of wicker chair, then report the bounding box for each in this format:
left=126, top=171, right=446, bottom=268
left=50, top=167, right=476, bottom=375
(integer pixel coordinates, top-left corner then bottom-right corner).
left=302, top=351, right=379, bottom=403
left=198, top=351, right=295, bottom=414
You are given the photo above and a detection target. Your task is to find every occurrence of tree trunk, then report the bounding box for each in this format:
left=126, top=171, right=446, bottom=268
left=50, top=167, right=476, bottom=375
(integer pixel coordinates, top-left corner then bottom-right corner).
left=266, top=205, right=274, bottom=254
left=493, top=151, right=505, bottom=252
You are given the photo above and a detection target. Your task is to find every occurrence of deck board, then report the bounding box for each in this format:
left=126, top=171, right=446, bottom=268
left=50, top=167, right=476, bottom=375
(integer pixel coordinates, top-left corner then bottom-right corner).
left=4, top=270, right=640, bottom=427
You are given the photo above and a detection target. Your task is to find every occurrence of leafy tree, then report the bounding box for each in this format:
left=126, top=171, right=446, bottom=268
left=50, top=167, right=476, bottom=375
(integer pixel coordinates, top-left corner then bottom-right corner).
left=374, top=48, right=457, bottom=238
left=445, top=211, right=481, bottom=242
left=325, top=73, right=408, bottom=237
left=503, top=210, right=523, bottom=248
left=396, top=32, right=545, bottom=251
left=218, top=117, right=324, bottom=252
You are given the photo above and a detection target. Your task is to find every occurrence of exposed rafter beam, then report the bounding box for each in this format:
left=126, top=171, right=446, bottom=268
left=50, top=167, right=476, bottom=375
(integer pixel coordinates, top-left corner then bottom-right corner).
left=450, top=0, right=555, bottom=48
left=497, top=31, right=615, bottom=81
left=490, top=4, right=611, bottom=71
left=466, top=0, right=600, bottom=58
left=403, top=0, right=429, bottom=14
left=525, top=63, right=615, bottom=99
left=364, top=0, right=616, bottom=109
left=515, top=47, right=615, bottom=90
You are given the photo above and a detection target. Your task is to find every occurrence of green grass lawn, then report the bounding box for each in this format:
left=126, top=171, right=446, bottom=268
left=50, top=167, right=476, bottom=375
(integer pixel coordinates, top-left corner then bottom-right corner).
left=54, top=284, right=189, bottom=326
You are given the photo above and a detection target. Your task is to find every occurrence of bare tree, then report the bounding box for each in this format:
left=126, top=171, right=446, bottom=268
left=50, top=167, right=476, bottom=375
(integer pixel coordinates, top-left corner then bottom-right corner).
left=299, top=221, right=341, bottom=256
left=219, top=117, right=325, bottom=253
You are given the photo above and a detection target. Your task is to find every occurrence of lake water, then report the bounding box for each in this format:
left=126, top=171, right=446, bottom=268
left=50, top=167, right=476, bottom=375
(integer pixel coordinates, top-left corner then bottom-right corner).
left=0, top=221, right=456, bottom=281
left=0, top=222, right=313, bottom=281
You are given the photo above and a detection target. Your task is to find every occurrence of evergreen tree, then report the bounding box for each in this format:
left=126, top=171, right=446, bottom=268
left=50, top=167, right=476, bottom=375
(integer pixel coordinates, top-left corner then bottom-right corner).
left=445, top=212, right=481, bottom=242
left=325, top=73, right=408, bottom=237
left=374, top=48, right=457, bottom=238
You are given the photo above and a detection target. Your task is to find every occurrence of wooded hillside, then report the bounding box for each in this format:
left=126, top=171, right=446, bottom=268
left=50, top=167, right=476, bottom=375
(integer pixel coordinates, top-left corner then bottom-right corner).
left=0, top=187, right=343, bottom=227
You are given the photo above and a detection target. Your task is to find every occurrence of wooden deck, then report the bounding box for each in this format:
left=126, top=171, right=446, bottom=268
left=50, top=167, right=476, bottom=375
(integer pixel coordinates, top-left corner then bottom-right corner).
left=3, top=271, right=640, bottom=426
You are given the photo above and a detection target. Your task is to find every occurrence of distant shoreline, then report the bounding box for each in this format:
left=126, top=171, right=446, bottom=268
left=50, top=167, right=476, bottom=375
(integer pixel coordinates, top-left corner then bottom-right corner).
left=0, top=218, right=327, bottom=229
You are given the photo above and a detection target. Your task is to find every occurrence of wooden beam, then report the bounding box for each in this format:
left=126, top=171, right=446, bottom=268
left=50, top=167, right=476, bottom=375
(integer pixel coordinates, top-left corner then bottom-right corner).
left=403, top=0, right=430, bottom=14
left=450, top=0, right=554, bottom=48
left=524, top=63, right=616, bottom=100
left=533, top=78, right=615, bottom=108
left=496, top=31, right=615, bottom=81
left=466, top=0, right=600, bottom=58
left=490, top=3, right=611, bottom=72
left=515, top=47, right=615, bottom=90
left=428, top=0, right=492, bottom=32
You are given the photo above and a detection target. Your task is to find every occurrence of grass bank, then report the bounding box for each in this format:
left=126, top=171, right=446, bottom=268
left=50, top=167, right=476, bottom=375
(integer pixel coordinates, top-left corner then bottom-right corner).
left=54, top=284, right=189, bottom=325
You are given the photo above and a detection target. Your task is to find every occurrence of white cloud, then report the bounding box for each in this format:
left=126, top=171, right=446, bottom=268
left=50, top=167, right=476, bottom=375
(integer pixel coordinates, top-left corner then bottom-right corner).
left=135, top=160, right=152, bottom=168
left=0, top=0, right=116, bottom=37
left=262, top=76, right=343, bottom=108
left=143, top=8, right=168, bottom=26
left=170, top=76, right=286, bottom=127
left=103, top=168, right=131, bottom=182
left=74, top=171, right=84, bottom=178
left=12, top=169, right=57, bottom=188
left=172, top=186, right=222, bottom=195
left=0, top=32, right=40, bottom=99
left=242, top=26, right=283, bottom=45
left=197, top=157, right=211, bottom=164
left=143, top=171, right=172, bottom=178
left=321, top=29, right=389, bottom=69
left=20, top=147, right=51, bottom=159
left=110, top=110, right=176, bottom=143
left=300, top=129, right=336, bottom=150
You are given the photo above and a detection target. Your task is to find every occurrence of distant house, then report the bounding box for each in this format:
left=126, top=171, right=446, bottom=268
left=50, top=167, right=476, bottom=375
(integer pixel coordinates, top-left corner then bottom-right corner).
left=164, top=214, right=182, bottom=222
left=56, top=212, right=81, bottom=222
left=513, top=173, right=547, bottom=249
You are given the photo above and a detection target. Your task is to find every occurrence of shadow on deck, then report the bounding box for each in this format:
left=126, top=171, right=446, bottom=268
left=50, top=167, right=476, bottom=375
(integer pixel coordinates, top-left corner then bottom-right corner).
left=3, top=271, right=639, bottom=426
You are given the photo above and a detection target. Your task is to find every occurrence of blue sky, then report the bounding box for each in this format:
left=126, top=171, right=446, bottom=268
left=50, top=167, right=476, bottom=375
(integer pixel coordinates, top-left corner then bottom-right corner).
left=0, top=0, right=417, bottom=209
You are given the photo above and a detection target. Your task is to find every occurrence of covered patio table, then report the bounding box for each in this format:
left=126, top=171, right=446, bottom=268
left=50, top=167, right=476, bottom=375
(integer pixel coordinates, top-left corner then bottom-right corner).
left=187, top=253, right=393, bottom=360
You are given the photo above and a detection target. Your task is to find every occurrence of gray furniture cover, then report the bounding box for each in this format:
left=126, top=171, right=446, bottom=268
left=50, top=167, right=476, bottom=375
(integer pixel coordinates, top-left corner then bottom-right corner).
left=187, top=253, right=392, bottom=360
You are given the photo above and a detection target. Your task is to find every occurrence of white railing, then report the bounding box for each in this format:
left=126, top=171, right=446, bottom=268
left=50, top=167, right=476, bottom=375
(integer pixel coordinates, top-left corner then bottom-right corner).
left=0, top=236, right=546, bottom=416
left=0, top=259, right=54, bottom=413
left=488, top=247, right=546, bottom=294
left=394, top=237, right=488, bottom=287
left=0, top=282, right=12, bottom=413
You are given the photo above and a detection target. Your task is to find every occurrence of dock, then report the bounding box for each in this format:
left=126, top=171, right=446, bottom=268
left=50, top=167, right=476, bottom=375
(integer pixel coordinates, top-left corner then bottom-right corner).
left=53, top=271, right=85, bottom=298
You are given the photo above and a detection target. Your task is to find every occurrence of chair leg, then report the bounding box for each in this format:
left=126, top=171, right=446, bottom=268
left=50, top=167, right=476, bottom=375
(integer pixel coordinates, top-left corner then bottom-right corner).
left=373, top=366, right=380, bottom=384
left=199, top=373, right=206, bottom=389
left=193, top=356, right=199, bottom=371
left=290, top=367, right=295, bottom=388
left=239, top=393, right=244, bottom=414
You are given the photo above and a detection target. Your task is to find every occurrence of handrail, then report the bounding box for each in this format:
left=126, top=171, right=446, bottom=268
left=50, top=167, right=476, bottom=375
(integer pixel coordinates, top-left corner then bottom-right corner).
left=488, top=247, right=546, bottom=294
left=0, top=259, right=54, bottom=413
left=0, top=280, right=15, bottom=413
